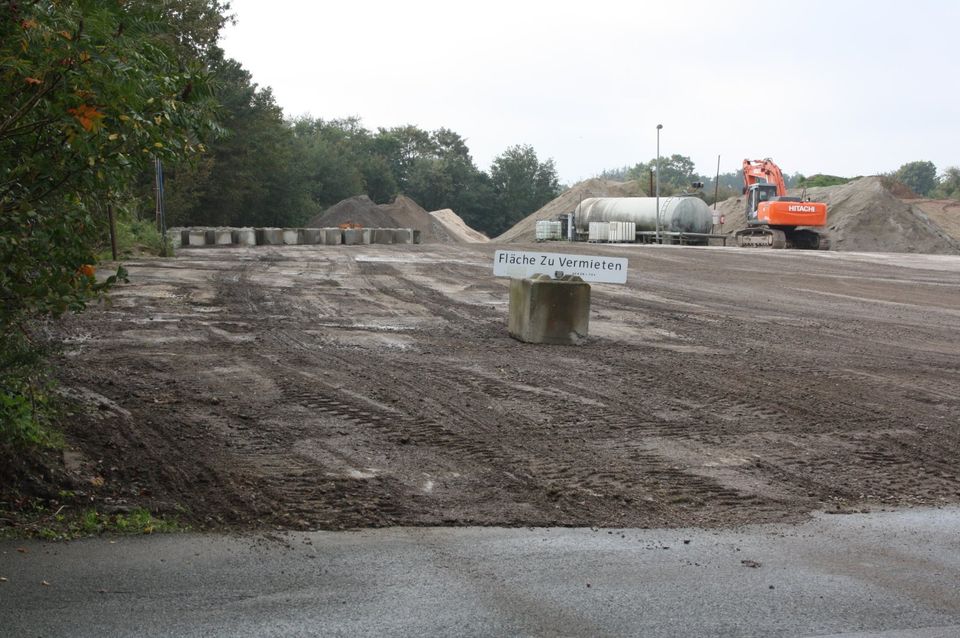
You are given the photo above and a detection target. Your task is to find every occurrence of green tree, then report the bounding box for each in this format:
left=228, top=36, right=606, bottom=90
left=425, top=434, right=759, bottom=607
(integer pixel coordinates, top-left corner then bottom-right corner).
left=895, top=161, right=938, bottom=197
left=1, top=0, right=222, bottom=445
left=488, top=145, right=560, bottom=236
left=933, top=167, right=960, bottom=200
left=166, top=51, right=315, bottom=227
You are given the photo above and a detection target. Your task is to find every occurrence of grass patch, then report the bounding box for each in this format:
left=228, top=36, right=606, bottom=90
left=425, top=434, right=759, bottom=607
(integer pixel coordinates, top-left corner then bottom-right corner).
left=98, top=215, right=171, bottom=261
left=3, top=505, right=187, bottom=541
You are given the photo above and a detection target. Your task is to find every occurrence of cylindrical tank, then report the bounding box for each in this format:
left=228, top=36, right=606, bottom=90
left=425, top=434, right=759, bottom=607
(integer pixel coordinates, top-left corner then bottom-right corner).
left=574, top=197, right=713, bottom=234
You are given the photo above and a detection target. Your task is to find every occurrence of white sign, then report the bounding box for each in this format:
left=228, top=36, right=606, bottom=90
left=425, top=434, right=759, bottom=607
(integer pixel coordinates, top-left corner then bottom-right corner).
left=493, top=250, right=628, bottom=284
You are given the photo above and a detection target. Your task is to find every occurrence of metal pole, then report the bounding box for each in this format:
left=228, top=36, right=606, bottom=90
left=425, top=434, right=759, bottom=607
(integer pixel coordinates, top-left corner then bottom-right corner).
left=655, top=124, right=662, bottom=243
left=107, top=203, right=118, bottom=261
left=713, top=154, right=720, bottom=210
left=155, top=158, right=168, bottom=257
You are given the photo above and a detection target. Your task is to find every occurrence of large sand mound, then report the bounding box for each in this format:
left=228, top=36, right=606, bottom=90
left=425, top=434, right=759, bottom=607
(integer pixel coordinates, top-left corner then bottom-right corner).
left=713, top=177, right=959, bottom=254
left=908, top=199, right=960, bottom=244
left=378, top=195, right=453, bottom=243
left=308, top=194, right=487, bottom=243
left=307, top=195, right=395, bottom=229
left=430, top=209, right=490, bottom=243
left=495, top=178, right=645, bottom=243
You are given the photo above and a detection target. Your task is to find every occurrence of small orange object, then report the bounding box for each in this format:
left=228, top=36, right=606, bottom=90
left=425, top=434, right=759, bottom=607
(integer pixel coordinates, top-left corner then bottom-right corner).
left=78, top=264, right=95, bottom=278
left=338, top=222, right=363, bottom=230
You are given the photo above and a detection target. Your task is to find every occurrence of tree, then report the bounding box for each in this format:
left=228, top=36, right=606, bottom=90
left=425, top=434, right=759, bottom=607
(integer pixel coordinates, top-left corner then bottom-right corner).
left=933, top=167, right=960, bottom=200
left=895, top=161, right=938, bottom=197
left=488, top=145, right=560, bottom=236
left=1, top=0, right=222, bottom=444
left=165, top=51, right=315, bottom=228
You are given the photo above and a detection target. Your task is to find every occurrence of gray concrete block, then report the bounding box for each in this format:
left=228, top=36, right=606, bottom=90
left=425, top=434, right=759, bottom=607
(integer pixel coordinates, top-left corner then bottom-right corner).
left=215, top=229, right=233, bottom=245
left=166, top=229, right=184, bottom=249
left=372, top=228, right=395, bottom=244
left=413, top=230, right=422, bottom=244
left=204, top=229, right=217, bottom=245
left=299, top=229, right=323, bottom=245
left=282, top=229, right=300, bottom=245
left=343, top=228, right=372, bottom=245
left=234, top=228, right=257, bottom=246
left=188, top=229, right=207, bottom=246
left=508, top=274, right=590, bottom=345
left=394, top=228, right=413, bottom=244
left=258, top=228, right=284, bottom=245
left=322, top=228, right=343, bottom=245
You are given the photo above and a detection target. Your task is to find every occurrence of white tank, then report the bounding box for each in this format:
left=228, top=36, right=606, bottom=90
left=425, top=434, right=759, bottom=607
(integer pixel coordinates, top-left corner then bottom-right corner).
left=574, top=197, right=713, bottom=234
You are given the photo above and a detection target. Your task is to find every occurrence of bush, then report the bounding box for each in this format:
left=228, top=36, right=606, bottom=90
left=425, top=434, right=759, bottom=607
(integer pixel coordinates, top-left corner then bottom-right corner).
left=0, top=332, right=62, bottom=450
left=796, top=174, right=851, bottom=188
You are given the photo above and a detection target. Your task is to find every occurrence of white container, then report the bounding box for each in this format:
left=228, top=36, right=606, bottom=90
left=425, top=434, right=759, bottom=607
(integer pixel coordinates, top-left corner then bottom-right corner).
left=608, top=221, right=636, bottom=242
left=588, top=222, right=610, bottom=242
left=282, top=229, right=300, bottom=245
left=535, top=220, right=563, bottom=241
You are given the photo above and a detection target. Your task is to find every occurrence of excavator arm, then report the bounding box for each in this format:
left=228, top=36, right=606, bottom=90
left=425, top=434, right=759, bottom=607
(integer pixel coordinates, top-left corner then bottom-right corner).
left=742, top=159, right=788, bottom=197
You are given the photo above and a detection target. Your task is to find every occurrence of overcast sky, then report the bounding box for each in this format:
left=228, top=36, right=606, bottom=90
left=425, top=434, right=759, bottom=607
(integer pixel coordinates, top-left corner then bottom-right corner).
left=219, top=0, right=959, bottom=184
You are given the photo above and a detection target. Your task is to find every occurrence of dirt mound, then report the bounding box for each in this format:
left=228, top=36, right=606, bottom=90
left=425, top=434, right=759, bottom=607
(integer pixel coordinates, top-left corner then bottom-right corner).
left=378, top=195, right=453, bottom=243
left=307, top=194, right=481, bottom=243
left=907, top=199, right=960, bottom=244
left=430, top=209, right=490, bottom=243
left=496, top=178, right=645, bottom=243
left=715, top=177, right=960, bottom=254
left=307, top=195, right=395, bottom=229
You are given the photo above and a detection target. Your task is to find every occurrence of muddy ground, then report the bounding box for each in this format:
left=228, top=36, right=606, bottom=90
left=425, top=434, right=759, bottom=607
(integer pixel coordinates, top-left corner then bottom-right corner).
left=51, top=243, right=960, bottom=531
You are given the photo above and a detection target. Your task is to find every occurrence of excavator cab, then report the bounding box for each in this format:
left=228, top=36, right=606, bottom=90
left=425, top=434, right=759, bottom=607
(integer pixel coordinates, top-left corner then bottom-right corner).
left=744, top=183, right=779, bottom=222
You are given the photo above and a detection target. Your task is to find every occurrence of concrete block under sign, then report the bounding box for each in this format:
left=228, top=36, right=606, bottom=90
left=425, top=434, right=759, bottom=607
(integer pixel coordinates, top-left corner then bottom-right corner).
left=508, top=274, right=590, bottom=345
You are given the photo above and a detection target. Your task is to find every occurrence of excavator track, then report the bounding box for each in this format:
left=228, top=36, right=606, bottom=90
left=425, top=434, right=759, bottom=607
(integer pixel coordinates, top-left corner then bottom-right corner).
left=735, top=227, right=830, bottom=250
left=735, top=227, right=787, bottom=249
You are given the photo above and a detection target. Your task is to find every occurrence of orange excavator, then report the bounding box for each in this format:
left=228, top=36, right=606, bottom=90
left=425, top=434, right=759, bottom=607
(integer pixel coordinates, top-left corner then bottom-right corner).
left=735, top=158, right=830, bottom=249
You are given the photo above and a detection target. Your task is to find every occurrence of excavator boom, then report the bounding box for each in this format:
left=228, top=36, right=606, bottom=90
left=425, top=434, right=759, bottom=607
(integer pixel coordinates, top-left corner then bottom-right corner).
left=742, top=158, right=788, bottom=197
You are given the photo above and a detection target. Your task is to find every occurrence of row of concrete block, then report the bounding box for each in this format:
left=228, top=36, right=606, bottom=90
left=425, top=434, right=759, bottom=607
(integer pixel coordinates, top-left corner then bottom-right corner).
left=168, top=227, right=421, bottom=248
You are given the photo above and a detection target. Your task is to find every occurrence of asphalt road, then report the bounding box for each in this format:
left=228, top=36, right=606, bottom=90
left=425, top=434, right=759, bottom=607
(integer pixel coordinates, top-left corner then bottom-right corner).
left=2, top=507, right=960, bottom=637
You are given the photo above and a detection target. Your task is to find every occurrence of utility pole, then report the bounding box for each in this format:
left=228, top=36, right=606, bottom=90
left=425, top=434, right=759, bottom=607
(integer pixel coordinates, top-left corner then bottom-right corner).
left=713, top=154, right=721, bottom=210
left=655, top=124, right=663, bottom=243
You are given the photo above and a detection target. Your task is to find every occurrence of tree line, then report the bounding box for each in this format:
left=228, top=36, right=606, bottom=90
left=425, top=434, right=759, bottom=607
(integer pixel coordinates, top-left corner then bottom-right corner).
left=161, top=54, right=560, bottom=238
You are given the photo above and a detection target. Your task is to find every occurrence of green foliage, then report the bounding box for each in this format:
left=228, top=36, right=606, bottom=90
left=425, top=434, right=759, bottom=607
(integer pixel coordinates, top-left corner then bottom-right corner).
left=796, top=174, right=851, bottom=188
left=895, top=161, right=938, bottom=197
left=101, top=214, right=167, bottom=260
left=166, top=51, right=316, bottom=227
left=8, top=506, right=185, bottom=541
left=165, top=112, right=552, bottom=237
left=488, top=144, right=560, bottom=236
left=1, top=0, right=222, bottom=447
left=0, top=329, right=61, bottom=450
left=73, top=507, right=181, bottom=536
left=933, top=167, right=960, bottom=200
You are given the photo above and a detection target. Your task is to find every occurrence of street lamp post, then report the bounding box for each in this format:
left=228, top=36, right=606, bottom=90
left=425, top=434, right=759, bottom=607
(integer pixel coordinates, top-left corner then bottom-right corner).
left=655, top=124, right=663, bottom=244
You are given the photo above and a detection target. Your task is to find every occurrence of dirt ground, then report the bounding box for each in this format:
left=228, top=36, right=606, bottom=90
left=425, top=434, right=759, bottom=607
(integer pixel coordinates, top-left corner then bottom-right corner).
left=51, top=243, right=960, bottom=531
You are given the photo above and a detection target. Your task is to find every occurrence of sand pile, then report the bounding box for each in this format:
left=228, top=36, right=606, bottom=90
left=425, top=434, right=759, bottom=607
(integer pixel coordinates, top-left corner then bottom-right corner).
left=378, top=195, right=453, bottom=243
left=495, top=178, right=645, bottom=243
left=307, top=195, right=395, bottom=229
left=908, top=199, right=960, bottom=244
left=308, top=194, right=489, bottom=243
left=430, top=209, right=490, bottom=243
left=714, top=177, right=960, bottom=254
